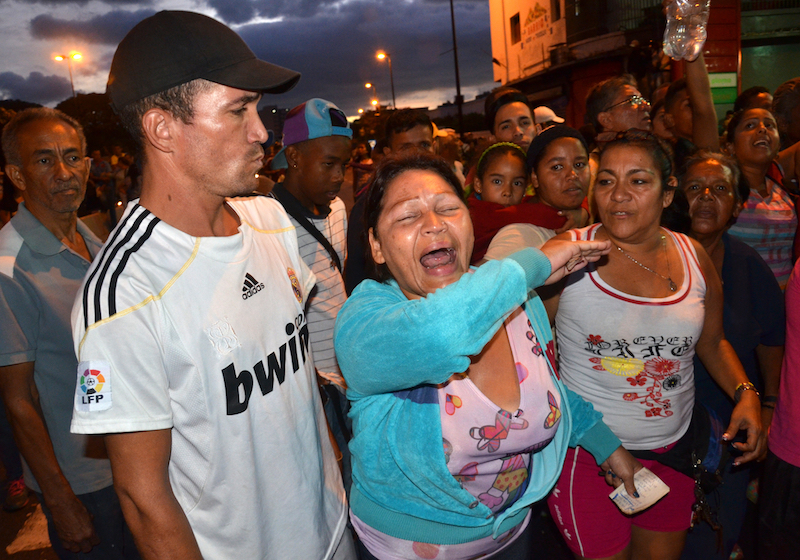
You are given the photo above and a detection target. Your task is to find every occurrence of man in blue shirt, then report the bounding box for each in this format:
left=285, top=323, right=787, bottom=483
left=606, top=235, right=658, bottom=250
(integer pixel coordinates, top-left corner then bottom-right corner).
left=0, top=108, right=138, bottom=559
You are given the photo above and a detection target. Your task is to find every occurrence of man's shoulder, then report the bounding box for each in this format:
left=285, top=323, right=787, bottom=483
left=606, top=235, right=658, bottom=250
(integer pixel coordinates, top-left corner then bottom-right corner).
left=230, top=195, right=295, bottom=233
left=0, top=220, right=25, bottom=278
left=80, top=204, right=194, bottom=326
left=329, top=197, right=347, bottom=220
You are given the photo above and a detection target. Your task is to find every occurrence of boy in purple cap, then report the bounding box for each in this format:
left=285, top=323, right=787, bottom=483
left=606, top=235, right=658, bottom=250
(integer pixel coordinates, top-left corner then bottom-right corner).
left=269, top=99, right=353, bottom=488
left=70, top=11, right=353, bottom=560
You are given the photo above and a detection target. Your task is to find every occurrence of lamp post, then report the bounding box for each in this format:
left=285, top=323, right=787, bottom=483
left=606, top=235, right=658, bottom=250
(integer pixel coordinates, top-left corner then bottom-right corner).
left=448, top=0, right=464, bottom=136
left=365, top=82, right=380, bottom=110
left=376, top=52, right=396, bottom=109
left=54, top=52, right=81, bottom=98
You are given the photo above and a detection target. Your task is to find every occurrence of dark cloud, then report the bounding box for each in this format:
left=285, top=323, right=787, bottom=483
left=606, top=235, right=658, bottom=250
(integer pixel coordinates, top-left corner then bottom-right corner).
left=22, top=1, right=495, bottom=116
left=238, top=0, right=495, bottom=116
left=207, top=0, right=488, bottom=25
left=5, top=0, right=147, bottom=5
left=0, top=71, right=72, bottom=104
left=30, top=9, right=156, bottom=45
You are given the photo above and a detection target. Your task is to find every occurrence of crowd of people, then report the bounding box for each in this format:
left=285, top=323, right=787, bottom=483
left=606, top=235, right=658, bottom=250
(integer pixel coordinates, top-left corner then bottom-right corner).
left=0, top=7, right=799, bottom=560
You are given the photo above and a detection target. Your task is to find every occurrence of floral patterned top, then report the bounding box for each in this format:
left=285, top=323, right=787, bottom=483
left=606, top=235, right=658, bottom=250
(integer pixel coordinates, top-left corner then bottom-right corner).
left=555, top=225, right=705, bottom=450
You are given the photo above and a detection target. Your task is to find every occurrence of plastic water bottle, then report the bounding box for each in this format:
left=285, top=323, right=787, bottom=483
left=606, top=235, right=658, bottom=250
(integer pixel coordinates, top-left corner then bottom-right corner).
left=663, top=0, right=711, bottom=62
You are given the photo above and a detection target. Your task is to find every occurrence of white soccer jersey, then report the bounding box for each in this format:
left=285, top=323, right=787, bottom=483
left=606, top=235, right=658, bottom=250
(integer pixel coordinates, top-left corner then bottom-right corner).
left=70, top=197, right=346, bottom=560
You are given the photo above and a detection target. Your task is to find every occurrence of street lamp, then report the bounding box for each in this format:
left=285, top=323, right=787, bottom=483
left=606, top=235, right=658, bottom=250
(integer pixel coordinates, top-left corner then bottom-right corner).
left=54, top=52, right=81, bottom=98
left=376, top=51, right=396, bottom=109
left=365, top=82, right=380, bottom=110
left=358, top=108, right=364, bottom=114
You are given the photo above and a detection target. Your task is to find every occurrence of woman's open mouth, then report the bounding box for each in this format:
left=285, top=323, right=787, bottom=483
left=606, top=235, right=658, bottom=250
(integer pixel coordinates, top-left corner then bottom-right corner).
left=420, top=247, right=456, bottom=270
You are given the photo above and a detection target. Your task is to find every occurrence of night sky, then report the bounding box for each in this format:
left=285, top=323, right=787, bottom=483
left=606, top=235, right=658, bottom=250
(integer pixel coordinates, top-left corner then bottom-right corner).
left=0, top=0, right=499, bottom=118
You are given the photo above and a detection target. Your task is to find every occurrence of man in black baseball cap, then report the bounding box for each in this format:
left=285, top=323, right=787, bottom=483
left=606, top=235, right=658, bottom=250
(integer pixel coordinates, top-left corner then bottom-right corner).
left=70, top=11, right=355, bottom=560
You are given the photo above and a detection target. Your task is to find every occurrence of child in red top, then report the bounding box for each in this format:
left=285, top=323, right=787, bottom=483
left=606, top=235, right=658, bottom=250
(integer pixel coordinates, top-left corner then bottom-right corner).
left=468, top=142, right=569, bottom=263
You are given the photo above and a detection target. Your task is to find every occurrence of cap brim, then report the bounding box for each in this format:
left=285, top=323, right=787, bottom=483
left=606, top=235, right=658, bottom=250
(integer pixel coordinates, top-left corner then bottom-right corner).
left=553, top=116, right=566, bottom=123
left=205, top=57, right=300, bottom=94
left=270, top=147, right=288, bottom=170
left=263, top=130, right=275, bottom=149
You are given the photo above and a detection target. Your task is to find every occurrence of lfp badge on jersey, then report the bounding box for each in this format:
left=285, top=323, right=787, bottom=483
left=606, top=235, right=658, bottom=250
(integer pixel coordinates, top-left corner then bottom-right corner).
left=287, top=267, right=302, bottom=303
left=74, top=361, right=112, bottom=412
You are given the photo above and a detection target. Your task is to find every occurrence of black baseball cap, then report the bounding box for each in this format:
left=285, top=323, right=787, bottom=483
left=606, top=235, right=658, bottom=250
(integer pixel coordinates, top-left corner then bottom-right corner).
left=107, top=10, right=301, bottom=112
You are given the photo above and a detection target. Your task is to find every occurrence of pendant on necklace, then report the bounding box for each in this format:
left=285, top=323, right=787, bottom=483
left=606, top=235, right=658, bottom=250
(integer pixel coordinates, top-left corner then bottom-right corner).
left=669, top=280, right=677, bottom=292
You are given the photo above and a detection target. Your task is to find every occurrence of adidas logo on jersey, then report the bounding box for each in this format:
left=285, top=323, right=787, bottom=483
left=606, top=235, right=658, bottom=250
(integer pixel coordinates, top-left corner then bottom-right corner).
left=242, top=273, right=265, bottom=300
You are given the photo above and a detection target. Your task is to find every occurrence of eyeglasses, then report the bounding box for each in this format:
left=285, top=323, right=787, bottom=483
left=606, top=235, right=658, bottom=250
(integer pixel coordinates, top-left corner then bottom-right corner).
left=603, top=95, right=650, bottom=112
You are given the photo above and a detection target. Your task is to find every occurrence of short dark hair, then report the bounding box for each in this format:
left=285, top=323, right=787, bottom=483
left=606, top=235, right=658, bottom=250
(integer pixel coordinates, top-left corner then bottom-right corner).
left=363, top=153, right=463, bottom=282
left=484, top=87, right=530, bottom=132
left=772, top=78, right=800, bottom=145
left=598, top=129, right=674, bottom=188
left=585, top=74, right=637, bottom=131
left=526, top=125, right=588, bottom=173
left=383, top=109, right=433, bottom=148
left=664, top=78, right=688, bottom=113
left=117, top=78, right=214, bottom=155
left=734, top=86, right=771, bottom=113
left=2, top=108, right=86, bottom=167
left=725, top=107, right=777, bottom=145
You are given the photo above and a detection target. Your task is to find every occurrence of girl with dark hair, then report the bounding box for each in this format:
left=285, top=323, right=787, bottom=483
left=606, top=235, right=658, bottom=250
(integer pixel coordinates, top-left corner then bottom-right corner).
left=725, top=107, right=796, bottom=289
left=467, top=142, right=584, bottom=264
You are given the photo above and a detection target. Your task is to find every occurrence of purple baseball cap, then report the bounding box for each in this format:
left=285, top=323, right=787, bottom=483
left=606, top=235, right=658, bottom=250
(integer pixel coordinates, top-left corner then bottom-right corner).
left=271, top=99, right=352, bottom=170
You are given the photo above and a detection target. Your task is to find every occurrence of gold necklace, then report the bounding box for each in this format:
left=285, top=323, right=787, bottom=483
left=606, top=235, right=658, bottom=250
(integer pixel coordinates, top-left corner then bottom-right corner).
left=613, top=234, right=677, bottom=292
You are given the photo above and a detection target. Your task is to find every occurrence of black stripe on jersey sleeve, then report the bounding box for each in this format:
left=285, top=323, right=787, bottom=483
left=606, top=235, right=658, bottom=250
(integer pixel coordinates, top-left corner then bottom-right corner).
left=82, top=204, right=148, bottom=329
left=107, top=216, right=160, bottom=317
left=85, top=207, right=153, bottom=327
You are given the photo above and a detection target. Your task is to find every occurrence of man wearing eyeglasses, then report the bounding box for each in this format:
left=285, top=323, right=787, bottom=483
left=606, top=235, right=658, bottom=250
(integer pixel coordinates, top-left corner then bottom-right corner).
left=586, top=74, right=652, bottom=135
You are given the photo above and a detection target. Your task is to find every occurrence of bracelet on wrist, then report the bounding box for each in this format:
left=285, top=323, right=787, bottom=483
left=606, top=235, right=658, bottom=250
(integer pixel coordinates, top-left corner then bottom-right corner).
left=762, top=395, right=778, bottom=404
left=734, top=382, right=759, bottom=404
left=762, top=403, right=776, bottom=410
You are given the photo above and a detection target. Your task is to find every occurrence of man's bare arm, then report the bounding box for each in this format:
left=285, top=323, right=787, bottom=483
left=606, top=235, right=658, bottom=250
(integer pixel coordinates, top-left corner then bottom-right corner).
left=105, top=429, right=202, bottom=560
left=686, top=52, right=720, bottom=152
left=0, top=362, right=99, bottom=553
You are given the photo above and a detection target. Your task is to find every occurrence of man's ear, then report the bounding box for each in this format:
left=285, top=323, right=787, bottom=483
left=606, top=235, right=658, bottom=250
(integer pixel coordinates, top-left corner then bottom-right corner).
left=368, top=227, right=385, bottom=265
left=141, top=108, right=175, bottom=154
left=285, top=145, right=300, bottom=169
left=597, top=111, right=613, bottom=132
left=382, top=145, right=392, bottom=157
left=5, top=164, right=25, bottom=191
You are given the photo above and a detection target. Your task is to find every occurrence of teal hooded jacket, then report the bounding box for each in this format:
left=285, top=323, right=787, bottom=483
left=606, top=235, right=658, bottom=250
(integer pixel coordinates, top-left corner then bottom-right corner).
left=334, top=247, right=621, bottom=545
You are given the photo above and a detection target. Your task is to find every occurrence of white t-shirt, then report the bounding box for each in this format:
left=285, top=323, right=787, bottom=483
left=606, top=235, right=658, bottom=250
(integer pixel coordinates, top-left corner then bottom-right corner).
left=70, top=197, right=347, bottom=559
left=286, top=196, right=348, bottom=385
left=483, top=223, right=555, bottom=262
left=556, top=225, right=702, bottom=450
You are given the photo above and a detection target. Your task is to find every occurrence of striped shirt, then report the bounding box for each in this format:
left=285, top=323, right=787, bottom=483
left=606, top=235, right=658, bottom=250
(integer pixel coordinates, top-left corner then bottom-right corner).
left=278, top=193, right=348, bottom=386
left=728, top=178, right=797, bottom=290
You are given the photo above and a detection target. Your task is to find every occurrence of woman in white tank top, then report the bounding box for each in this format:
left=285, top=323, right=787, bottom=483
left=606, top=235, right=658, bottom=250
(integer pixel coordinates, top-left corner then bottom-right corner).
left=540, top=131, right=765, bottom=560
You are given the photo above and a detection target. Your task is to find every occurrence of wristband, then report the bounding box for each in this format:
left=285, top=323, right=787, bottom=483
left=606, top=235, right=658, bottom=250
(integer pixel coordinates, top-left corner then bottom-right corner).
left=762, top=403, right=776, bottom=410
left=734, top=382, right=759, bottom=404
left=762, top=396, right=778, bottom=404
